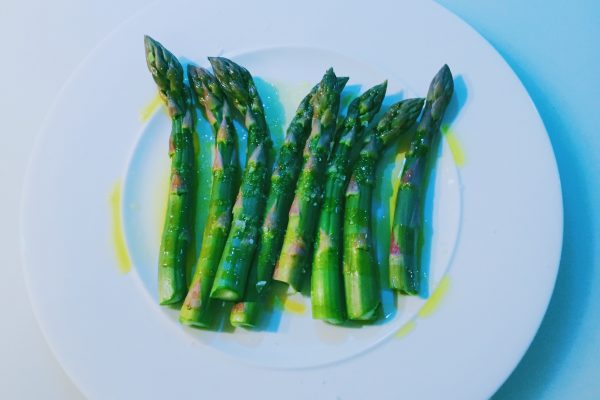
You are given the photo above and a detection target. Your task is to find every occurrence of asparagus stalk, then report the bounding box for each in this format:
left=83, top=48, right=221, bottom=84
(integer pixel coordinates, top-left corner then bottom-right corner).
left=390, top=65, right=454, bottom=295
left=273, top=68, right=342, bottom=292
left=230, top=76, right=348, bottom=328
left=209, top=58, right=272, bottom=301
left=144, top=36, right=196, bottom=305
left=229, top=258, right=261, bottom=328
left=180, top=66, right=240, bottom=327
left=253, top=85, right=319, bottom=293
left=254, top=76, right=349, bottom=294
left=311, top=82, right=387, bottom=324
left=344, top=98, right=424, bottom=320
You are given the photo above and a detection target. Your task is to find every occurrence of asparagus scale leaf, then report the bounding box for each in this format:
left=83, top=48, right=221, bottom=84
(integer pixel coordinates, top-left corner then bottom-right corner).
left=389, top=65, right=454, bottom=295
left=180, top=66, right=240, bottom=327
left=144, top=36, right=196, bottom=305
left=311, top=81, right=387, bottom=324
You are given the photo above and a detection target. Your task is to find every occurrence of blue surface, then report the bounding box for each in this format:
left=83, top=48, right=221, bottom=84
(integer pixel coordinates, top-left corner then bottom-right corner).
left=435, top=1, right=600, bottom=398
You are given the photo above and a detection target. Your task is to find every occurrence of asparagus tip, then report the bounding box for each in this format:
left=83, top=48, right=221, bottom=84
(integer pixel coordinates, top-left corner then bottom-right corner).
left=428, top=64, right=454, bottom=102
left=143, top=34, right=156, bottom=48
left=336, top=76, right=350, bottom=92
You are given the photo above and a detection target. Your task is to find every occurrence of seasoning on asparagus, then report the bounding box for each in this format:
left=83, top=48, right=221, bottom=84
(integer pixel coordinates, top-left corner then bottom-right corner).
left=144, top=36, right=196, bottom=305
left=311, top=82, right=387, bottom=324
left=208, top=58, right=272, bottom=302
left=390, top=65, right=454, bottom=295
left=180, top=66, right=240, bottom=327
left=253, top=85, right=319, bottom=293
left=254, top=77, right=349, bottom=294
left=230, top=76, right=349, bottom=328
left=273, top=68, right=343, bottom=293
left=344, top=98, right=424, bottom=320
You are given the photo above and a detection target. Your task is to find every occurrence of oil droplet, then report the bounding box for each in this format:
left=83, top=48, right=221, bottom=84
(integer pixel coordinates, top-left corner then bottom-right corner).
left=140, top=92, right=164, bottom=122
left=395, top=320, right=416, bottom=338
left=418, top=275, right=451, bottom=318
left=270, top=288, right=307, bottom=315
left=109, top=182, right=131, bottom=274
left=442, top=125, right=465, bottom=167
left=283, top=298, right=306, bottom=315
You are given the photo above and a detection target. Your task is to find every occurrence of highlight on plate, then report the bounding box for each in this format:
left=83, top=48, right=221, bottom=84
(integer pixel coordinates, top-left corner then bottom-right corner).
left=143, top=35, right=455, bottom=331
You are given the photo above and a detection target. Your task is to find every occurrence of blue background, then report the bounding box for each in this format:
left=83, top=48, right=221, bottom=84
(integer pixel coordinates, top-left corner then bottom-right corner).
left=435, top=1, right=600, bottom=398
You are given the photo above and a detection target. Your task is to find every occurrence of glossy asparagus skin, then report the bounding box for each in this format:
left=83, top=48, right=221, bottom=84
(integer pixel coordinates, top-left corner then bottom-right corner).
left=209, top=58, right=272, bottom=301
left=230, top=76, right=349, bottom=328
left=180, top=66, right=240, bottom=327
left=311, top=82, right=387, bottom=324
left=390, top=65, right=454, bottom=295
left=273, top=68, right=342, bottom=292
left=229, top=260, right=262, bottom=328
left=144, top=36, right=196, bottom=305
left=344, top=98, right=425, bottom=320
left=254, top=77, right=349, bottom=294
left=210, top=146, right=269, bottom=301
left=253, top=85, right=319, bottom=293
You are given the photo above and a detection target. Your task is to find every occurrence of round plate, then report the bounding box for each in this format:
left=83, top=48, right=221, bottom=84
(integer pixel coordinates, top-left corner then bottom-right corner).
left=21, top=0, right=563, bottom=398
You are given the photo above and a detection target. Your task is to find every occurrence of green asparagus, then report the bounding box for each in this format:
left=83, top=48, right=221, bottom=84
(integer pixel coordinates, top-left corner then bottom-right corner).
left=144, top=36, right=196, bottom=305
left=311, top=82, right=387, bottom=324
left=253, top=85, right=319, bottom=293
left=180, top=66, right=240, bottom=327
left=254, top=76, right=349, bottom=294
left=230, top=76, right=349, bottom=328
left=390, top=65, right=454, bottom=295
left=344, top=98, right=424, bottom=320
left=273, top=68, right=343, bottom=292
left=209, top=58, right=272, bottom=302
left=229, top=260, right=262, bottom=328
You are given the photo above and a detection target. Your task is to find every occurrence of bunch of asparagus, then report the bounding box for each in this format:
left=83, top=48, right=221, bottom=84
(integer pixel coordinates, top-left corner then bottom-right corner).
left=144, top=35, right=454, bottom=329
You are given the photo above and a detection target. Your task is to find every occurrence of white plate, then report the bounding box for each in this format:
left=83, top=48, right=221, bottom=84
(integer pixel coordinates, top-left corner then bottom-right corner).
left=21, top=0, right=563, bottom=398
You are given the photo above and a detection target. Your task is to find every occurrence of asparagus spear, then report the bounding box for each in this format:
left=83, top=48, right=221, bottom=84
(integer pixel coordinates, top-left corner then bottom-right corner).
left=230, top=76, right=348, bottom=328
left=180, top=66, right=240, bottom=327
left=344, top=98, right=424, bottom=320
left=229, top=258, right=262, bottom=328
left=390, top=65, right=454, bottom=295
left=254, top=76, right=349, bottom=294
left=209, top=58, right=272, bottom=301
left=311, top=82, right=387, bottom=324
left=144, top=36, right=196, bottom=305
left=253, top=85, right=318, bottom=293
left=273, top=68, right=342, bottom=292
